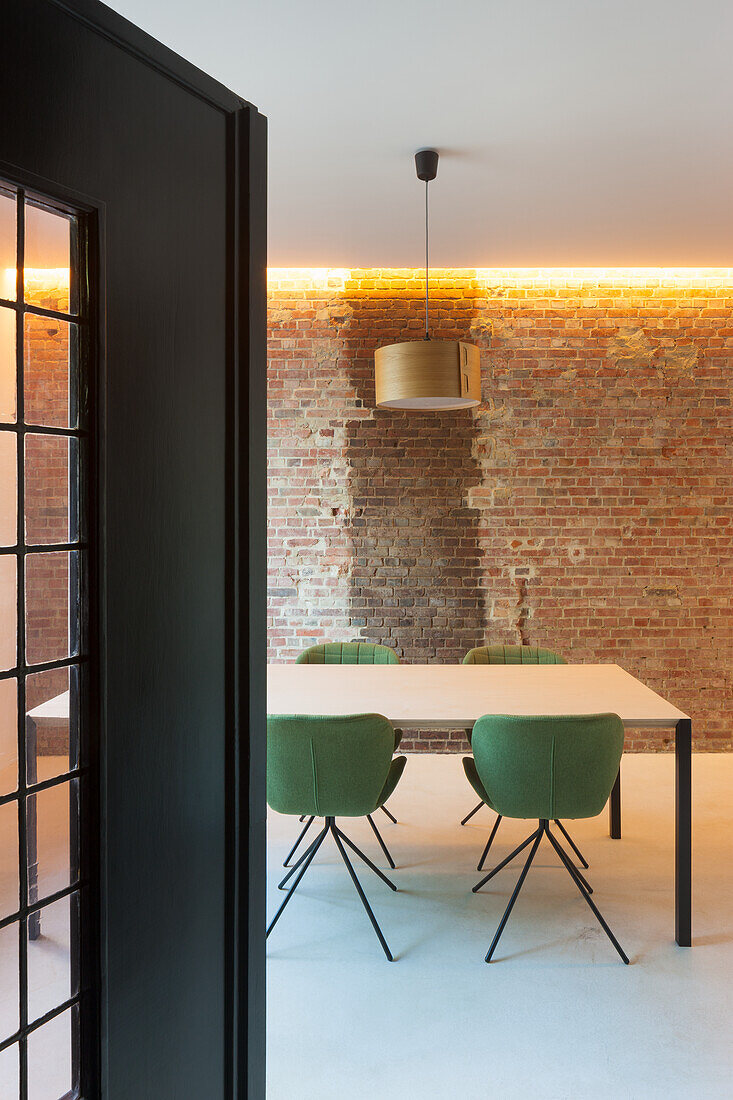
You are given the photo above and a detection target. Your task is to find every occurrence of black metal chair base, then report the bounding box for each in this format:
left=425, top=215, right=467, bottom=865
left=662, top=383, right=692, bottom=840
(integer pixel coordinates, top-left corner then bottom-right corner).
left=474, top=819, right=628, bottom=965
left=283, top=815, right=315, bottom=867
left=476, top=814, right=502, bottom=870
left=267, top=816, right=396, bottom=960
left=367, top=813, right=396, bottom=868
left=461, top=800, right=484, bottom=826
left=474, top=811, right=590, bottom=873
left=284, top=811, right=395, bottom=869
left=553, top=818, right=589, bottom=869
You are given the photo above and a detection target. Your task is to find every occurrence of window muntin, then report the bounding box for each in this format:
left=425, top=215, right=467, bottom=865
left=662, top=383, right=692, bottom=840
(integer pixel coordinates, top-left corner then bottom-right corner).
left=0, top=182, right=90, bottom=1100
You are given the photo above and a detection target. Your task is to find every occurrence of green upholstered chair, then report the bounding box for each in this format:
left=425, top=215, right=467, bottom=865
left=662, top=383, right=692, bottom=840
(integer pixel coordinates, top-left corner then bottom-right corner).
left=287, top=642, right=402, bottom=872
left=465, top=713, right=627, bottom=963
left=296, top=641, right=400, bottom=665
left=463, top=645, right=568, bottom=665
left=266, top=713, right=407, bottom=960
left=459, top=644, right=588, bottom=876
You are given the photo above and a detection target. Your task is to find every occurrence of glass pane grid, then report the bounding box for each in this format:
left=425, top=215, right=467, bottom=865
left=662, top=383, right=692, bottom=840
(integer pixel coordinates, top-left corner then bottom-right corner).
left=0, top=183, right=87, bottom=1098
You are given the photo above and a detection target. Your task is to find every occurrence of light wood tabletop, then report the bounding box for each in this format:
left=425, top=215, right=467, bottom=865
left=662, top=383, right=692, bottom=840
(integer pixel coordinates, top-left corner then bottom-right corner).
left=267, top=663, right=689, bottom=729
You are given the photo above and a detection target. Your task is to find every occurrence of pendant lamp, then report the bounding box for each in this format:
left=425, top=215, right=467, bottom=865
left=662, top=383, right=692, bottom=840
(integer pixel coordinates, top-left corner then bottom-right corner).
left=374, top=149, right=481, bottom=410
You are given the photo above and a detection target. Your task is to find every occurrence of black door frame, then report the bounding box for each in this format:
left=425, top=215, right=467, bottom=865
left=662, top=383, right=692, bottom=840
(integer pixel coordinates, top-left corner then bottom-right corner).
left=3, top=2, right=267, bottom=1095
left=0, top=173, right=100, bottom=1100
left=231, top=79, right=268, bottom=1100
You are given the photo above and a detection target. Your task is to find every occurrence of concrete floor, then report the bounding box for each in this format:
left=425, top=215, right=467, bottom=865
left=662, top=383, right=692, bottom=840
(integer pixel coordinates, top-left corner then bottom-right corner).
left=266, top=753, right=733, bottom=1100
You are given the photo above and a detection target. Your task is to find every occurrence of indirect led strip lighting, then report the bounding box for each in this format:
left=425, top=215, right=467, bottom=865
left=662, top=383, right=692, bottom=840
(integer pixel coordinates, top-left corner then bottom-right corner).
left=268, top=267, right=733, bottom=289
left=8, top=267, right=733, bottom=296
left=3, top=268, right=70, bottom=298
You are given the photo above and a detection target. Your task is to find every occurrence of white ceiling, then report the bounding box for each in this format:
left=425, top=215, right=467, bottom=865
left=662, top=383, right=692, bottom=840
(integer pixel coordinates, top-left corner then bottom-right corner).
left=111, top=0, right=733, bottom=267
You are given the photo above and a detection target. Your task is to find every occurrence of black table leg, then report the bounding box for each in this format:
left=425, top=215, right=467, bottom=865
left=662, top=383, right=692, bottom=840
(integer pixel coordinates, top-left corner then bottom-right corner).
left=675, top=718, right=692, bottom=947
left=25, top=716, right=41, bottom=940
left=609, top=767, right=621, bottom=839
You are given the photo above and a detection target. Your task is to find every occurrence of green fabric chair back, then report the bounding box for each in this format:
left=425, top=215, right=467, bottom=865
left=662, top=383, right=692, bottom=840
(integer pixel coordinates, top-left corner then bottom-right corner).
left=463, top=645, right=566, bottom=665
left=296, top=642, right=399, bottom=665
left=470, top=714, right=624, bottom=820
left=267, top=713, right=398, bottom=817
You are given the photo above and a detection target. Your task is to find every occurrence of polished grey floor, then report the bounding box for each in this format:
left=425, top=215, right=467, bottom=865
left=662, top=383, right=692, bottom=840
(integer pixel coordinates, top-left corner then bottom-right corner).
left=267, top=753, right=733, bottom=1100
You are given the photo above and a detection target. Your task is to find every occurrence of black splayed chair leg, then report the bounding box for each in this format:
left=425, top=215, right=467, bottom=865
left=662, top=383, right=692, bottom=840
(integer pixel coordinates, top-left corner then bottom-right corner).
left=380, top=804, right=397, bottom=824
left=477, top=814, right=503, bottom=871
left=335, top=825, right=397, bottom=891
left=267, top=824, right=329, bottom=938
left=485, top=829, right=543, bottom=962
left=545, top=823, right=628, bottom=964
left=283, top=815, right=315, bottom=867
left=461, top=801, right=484, bottom=826
left=553, top=819, right=589, bottom=870
left=367, top=814, right=396, bottom=869
left=278, top=826, right=327, bottom=890
left=473, top=827, right=540, bottom=893
left=332, top=827, right=394, bottom=961
left=545, top=826, right=593, bottom=895
left=268, top=818, right=397, bottom=961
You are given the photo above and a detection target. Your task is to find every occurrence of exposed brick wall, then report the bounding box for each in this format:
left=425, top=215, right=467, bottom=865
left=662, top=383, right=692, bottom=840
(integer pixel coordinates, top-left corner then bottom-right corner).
left=267, top=269, right=733, bottom=751
left=24, top=296, right=73, bottom=708
left=20, top=288, right=71, bottom=737
left=0, top=278, right=71, bottom=776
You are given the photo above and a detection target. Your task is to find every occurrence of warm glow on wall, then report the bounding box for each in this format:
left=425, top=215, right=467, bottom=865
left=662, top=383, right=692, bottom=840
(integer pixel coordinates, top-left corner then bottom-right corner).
left=8, top=267, right=733, bottom=299
left=267, top=267, right=733, bottom=288
left=3, top=267, right=70, bottom=299
left=266, top=268, right=350, bottom=291
left=474, top=267, right=733, bottom=287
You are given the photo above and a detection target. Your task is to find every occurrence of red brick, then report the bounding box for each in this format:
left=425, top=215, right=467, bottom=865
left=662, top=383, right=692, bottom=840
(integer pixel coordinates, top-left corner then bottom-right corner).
left=267, top=269, right=733, bottom=752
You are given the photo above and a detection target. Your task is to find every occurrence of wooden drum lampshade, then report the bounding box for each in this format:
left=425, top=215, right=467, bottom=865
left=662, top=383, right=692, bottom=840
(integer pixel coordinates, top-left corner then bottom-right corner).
left=374, top=149, right=481, bottom=412
left=375, top=339, right=481, bottom=410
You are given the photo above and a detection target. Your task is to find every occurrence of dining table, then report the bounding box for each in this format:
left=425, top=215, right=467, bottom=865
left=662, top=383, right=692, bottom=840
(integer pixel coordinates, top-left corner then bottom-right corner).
left=25, top=690, right=72, bottom=939
left=267, top=661, right=693, bottom=946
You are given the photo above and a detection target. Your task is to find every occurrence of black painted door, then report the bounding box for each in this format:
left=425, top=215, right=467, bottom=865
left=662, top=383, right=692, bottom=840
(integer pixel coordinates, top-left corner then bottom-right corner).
left=0, top=2, right=267, bottom=1097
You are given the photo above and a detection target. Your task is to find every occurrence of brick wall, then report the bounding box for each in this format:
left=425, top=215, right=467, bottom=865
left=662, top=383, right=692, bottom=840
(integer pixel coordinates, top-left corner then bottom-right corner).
left=0, top=276, right=72, bottom=776
left=22, top=286, right=72, bottom=732
left=267, top=269, right=733, bottom=751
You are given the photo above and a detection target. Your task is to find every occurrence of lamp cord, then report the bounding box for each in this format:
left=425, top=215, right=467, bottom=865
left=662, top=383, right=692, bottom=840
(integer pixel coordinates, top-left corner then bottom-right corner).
left=424, top=179, right=430, bottom=340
